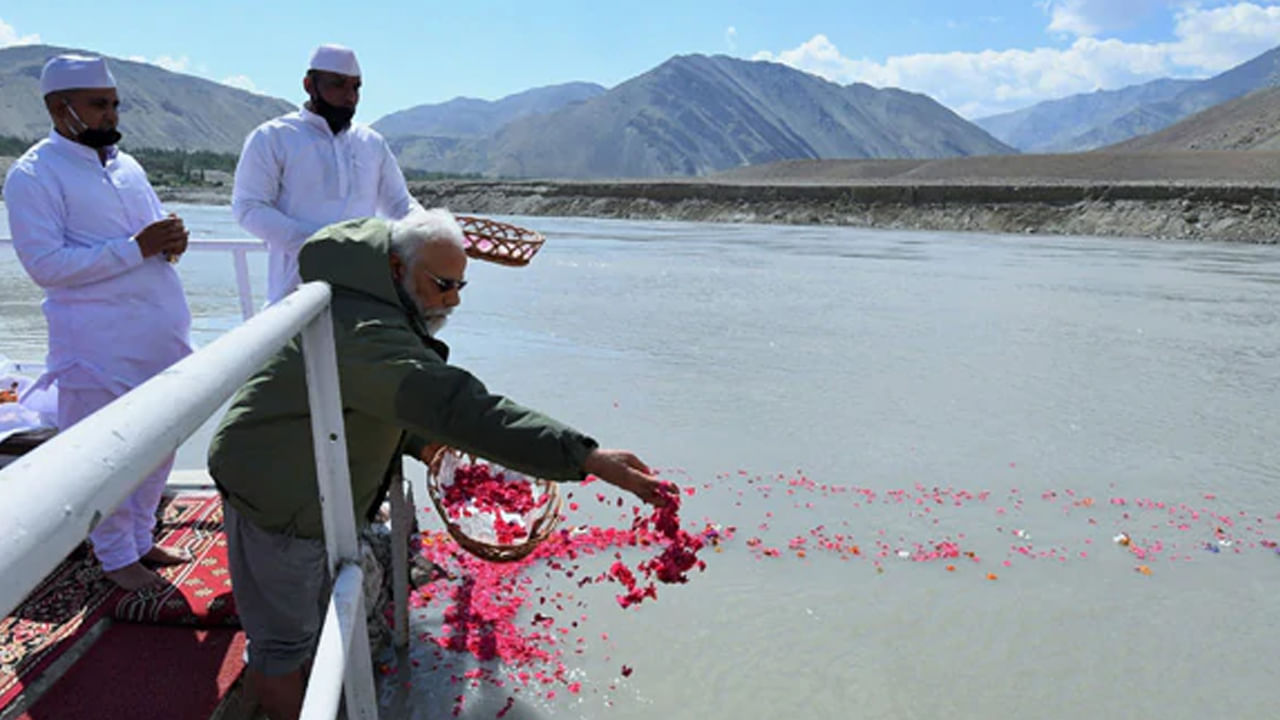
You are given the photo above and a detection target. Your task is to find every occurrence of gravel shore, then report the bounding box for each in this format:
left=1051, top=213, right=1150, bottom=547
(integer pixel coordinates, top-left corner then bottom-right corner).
left=410, top=178, right=1280, bottom=244
left=126, top=152, right=1280, bottom=244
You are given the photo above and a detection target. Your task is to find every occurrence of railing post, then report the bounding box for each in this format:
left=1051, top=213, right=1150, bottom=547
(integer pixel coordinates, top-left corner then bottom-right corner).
left=390, top=461, right=410, bottom=649
left=299, top=564, right=368, bottom=720
left=299, top=307, right=377, bottom=718
left=232, top=248, right=255, bottom=320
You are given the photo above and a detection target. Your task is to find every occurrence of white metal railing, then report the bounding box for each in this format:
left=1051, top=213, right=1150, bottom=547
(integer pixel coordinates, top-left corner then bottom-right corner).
left=0, top=237, right=264, bottom=322
left=184, top=238, right=263, bottom=321
left=0, top=281, right=378, bottom=719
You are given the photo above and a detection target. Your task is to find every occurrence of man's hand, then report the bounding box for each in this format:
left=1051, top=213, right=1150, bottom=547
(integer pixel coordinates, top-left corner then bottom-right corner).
left=419, top=442, right=445, bottom=475
left=163, top=214, right=189, bottom=262
left=135, top=215, right=188, bottom=259
left=582, top=449, right=673, bottom=507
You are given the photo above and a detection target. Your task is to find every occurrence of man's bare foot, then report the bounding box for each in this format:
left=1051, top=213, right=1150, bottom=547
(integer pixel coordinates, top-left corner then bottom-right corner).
left=104, top=562, right=165, bottom=590
left=141, top=544, right=193, bottom=566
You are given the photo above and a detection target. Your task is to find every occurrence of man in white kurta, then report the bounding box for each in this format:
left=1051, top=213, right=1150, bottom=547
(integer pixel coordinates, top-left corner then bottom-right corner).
left=3, top=55, right=193, bottom=590
left=232, top=44, right=423, bottom=304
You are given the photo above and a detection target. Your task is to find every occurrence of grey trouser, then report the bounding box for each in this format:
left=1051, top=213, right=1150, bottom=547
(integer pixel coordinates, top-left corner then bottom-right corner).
left=224, top=504, right=331, bottom=676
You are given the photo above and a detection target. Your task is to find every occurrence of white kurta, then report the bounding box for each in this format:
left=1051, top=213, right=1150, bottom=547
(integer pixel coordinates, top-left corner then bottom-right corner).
left=231, top=108, right=422, bottom=303
left=4, top=132, right=192, bottom=572
left=3, top=132, right=193, bottom=395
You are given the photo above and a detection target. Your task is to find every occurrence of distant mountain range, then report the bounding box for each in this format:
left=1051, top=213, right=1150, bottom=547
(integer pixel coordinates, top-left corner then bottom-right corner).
left=978, top=44, right=1280, bottom=153
left=9, top=41, right=1280, bottom=182
left=975, top=79, right=1195, bottom=153
left=0, top=44, right=295, bottom=154
left=378, top=54, right=1014, bottom=178
left=373, top=82, right=606, bottom=139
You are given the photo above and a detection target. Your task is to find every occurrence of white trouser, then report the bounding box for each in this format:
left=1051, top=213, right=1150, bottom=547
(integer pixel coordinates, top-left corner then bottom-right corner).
left=58, top=386, right=174, bottom=572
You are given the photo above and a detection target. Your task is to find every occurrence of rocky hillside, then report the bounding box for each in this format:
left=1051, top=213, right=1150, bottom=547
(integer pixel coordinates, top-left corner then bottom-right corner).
left=392, top=54, right=1014, bottom=179
left=0, top=44, right=295, bottom=153
left=373, top=82, right=605, bottom=139
left=1109, top=86, right=1280, bottom=152
left=976, top=78, right=1194, bottom=153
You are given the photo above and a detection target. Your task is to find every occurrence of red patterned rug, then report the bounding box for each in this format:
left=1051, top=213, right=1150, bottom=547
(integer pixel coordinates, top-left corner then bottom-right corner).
left=0, top=492, right=239, bottom=711
left=112, top=492, right=237, bottom=627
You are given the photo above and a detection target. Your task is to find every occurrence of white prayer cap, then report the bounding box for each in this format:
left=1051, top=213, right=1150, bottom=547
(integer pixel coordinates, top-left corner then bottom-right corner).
left=40, top=54, right=117, bottom=96
left=308, top=44, right=361, bottom=77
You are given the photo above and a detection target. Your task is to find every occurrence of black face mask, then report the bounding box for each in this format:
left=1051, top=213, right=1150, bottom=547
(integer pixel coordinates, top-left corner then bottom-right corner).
left=76, top=127, right=123, bottom=148
left=309, top=92, right=355, bottom=135
left=63, top=102, right=121, bottom=148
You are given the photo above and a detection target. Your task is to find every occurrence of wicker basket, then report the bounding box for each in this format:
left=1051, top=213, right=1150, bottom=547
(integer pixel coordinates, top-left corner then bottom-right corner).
left=456, top=215, right=546, bottom=267
left=426, top=447, right=564, bottom=563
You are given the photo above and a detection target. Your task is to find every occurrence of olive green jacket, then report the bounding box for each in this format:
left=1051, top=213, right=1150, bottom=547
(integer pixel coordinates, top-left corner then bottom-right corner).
left=207, top=217, right=596, bottom=538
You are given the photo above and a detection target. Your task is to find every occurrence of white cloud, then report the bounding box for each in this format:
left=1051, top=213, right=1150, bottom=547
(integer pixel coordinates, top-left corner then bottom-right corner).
left=126, top=53, right=263, bottom=96
left=151, top=55, right=191, bottom=73
left=1043, top=0, right=1166, bottom=37
left=221, top=74, right=258, bottom=92
left=0, top=17, right=39, bottom=47
left=126, top=54, right=191, bottom=73
left=725, top=26, right=738, bottom=51
left=752, top=2, right=1280, bottom=118
left=1169, top=1, right=1280, bottom=68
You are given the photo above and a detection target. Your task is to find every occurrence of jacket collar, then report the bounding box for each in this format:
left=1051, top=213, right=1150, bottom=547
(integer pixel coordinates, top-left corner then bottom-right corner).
left=297, top=218, right=449, bottom=360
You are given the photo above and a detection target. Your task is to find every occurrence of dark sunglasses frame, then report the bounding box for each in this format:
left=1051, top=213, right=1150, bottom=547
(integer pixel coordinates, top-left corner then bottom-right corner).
left=424, top=267, right=467, bottom=293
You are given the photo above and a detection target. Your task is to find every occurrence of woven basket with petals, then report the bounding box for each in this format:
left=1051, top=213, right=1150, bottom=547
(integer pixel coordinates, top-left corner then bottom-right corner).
left=456, top=215, right=546, bottom=267
left=426, top=447, right=564, bottom=563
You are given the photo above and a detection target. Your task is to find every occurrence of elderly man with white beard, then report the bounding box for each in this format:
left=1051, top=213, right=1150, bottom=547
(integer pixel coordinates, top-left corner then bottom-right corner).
left=207, top=208, right=671, bottom=720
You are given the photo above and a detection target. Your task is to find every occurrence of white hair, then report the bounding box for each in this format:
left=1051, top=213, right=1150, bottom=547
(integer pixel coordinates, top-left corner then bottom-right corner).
left=389, top=207, right=466, bottom=267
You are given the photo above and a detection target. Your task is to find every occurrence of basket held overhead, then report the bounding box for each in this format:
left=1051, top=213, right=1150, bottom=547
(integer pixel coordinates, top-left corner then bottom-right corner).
left=426, top=446, right=564, bottom=563
left=456, top=215, right=546, bottom=267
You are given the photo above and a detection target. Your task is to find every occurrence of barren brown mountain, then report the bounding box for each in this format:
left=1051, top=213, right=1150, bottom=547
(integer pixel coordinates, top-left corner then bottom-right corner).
left=391, top=54, right=1013, bottom=178
left=1107, top=86, right=1280, bottom=152
left=0, top=44, right=294, bottom=153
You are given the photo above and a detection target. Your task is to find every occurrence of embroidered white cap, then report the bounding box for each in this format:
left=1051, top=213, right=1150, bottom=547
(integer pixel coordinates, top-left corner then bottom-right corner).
left=40, top=54, right=117, bottom=96
left=308, top=44, right=361, bottom=77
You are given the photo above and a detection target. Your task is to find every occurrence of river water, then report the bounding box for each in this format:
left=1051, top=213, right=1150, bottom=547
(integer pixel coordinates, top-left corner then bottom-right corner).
left=2, top=204, right=1279, bottom=719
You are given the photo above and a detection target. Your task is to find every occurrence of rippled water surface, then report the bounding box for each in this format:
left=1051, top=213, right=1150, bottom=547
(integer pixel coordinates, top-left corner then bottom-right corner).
left=3, top=204, right=1279, bottom=719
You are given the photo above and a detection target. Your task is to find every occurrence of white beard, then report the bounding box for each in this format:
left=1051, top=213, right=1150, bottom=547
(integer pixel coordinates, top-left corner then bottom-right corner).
left=401, top=273, right=453, bottom=336
left=424, top=310, right=450, bottom=336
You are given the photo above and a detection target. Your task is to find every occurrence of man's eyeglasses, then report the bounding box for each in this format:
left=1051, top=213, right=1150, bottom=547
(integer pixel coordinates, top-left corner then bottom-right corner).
left=424, top=268, right=467, bottom=293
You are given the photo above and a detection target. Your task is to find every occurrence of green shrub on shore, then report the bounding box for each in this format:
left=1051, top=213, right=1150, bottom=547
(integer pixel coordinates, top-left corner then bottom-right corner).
left=127, top=147, right=239, bottom=188
left=3, top=134, right=484, bottom=188
left=1, top=134, right=238, bottom=188
left=403, top=168, right=485, bottom=181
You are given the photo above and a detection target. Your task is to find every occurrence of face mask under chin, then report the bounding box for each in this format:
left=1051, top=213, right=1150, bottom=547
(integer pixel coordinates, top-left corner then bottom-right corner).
left=63, top=102, right=121, bottom=148
left=76, top=127, right=122, bottom=148
left=310, top=93, right=355, bottom=134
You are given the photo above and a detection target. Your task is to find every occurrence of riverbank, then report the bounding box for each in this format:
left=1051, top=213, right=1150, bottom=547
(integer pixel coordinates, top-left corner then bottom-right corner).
left=409, top=178, right=1280, bottom=244
left=20, top=150, right=1278, bottom=244
left=154, top=186, right=233, bottom=205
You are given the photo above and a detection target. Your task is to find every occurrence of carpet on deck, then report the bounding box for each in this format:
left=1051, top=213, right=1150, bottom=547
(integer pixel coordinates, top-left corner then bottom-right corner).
left=14, top=625, right=246, bottom=720
left=1, top=492, right=242, bottom=715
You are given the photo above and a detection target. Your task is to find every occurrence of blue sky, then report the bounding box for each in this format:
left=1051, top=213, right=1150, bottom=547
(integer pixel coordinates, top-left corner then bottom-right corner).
left=2, top=1, right=1279, bottom=121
